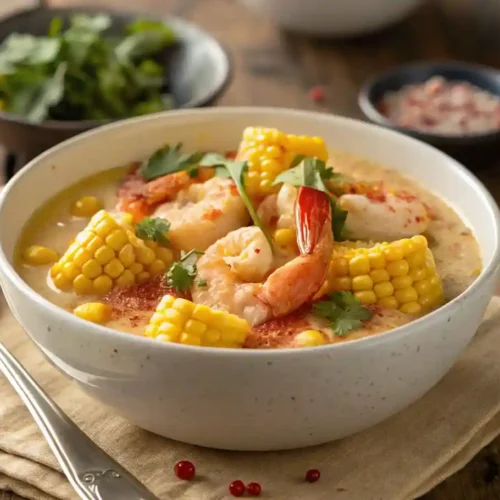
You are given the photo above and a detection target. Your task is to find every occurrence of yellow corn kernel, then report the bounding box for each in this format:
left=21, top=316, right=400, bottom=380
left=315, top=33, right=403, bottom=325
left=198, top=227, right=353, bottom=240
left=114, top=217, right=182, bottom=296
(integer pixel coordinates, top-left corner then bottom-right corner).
left=400, top=302, right=422, bottom=315
left=386, top=259, right=409, bottom=277
left=73, top=274, right=93, bottom=294
left=333, top=257, right=349, bottom=276
left=81, top=259, right=103, bottom=279
left=136, top=246, right=155, bottom=265
left=391, top=275, right=413, bottom=290
left=180, top=333, right=202, bottom=346
left=73, top=302, right=112, bottom=324
left=52, top=273, right=70, bottom=290
left=149, top=259, right=167, bottom=276
left=294, top=330, right=327, bottom=347
left=62, top=262, right=80, bottom=281
left=384, top=246, right=405, bottom=262
left=158, top=294, right=175, bottom=309
left=116, top=269, right=135, bottom=288
left=368, top=252, right=385, bottom=269
left=374, top=281, right=394, bottom=299
left=118, top=244, right=135, bottom=268
left=145, top=325, right=158, bottom=337
left=411, top=235, right=428, bottom=249
left=158, top=322, right=181, bottom=339
left=73, top=248, right=92, bottom=268
left=75, top=230, right=94, bottom=246
left=104, top=259, right=125, bottom=279
left=355, top=290, right=377, bottom=305
left=86, top=235, right=104, bottom=255
left=352, top=275, right=373, bottom=291
left=23, top=245, right=59, bottom=266
left=332, top=276, right=352, bottom=291
left=163, top=308, right=184, bottom=326
left=93, top=275, right=113, bottom=295
left=204, top=329, right=221, bottom=345
left=410, top=267, right=427, bottom=282
left=94, top=246, right=115, bottom=265
left=407, top=251, right=426, bottom=269
left=71, top=196, right=103, bottom=218
left=184, top=319, right=207, bottom=337
left=377, top=296, right=399, bottom=309
left=394, top=287, right=418, bottom=304
left=155, top=247, right=174, bottom=264
left=370, top=268, right=390, bottom=284
left=129, top=262, right=144, bottom=275
left=349, top=255, right=370, bottom=276
left=192, top=304, right=213, bottom=324
left=106, top=229, right=128, bottom=251
left=137, top=271, right=151, bottom=283
left=173, top=298, right=195, bottom=316
left=274, top=228, right=296, bottom=247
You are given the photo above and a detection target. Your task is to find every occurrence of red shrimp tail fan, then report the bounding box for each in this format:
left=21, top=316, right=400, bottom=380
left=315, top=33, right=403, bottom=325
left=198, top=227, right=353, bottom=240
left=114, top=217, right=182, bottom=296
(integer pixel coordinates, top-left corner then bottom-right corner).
left=295, top=187, right=331, bottom=255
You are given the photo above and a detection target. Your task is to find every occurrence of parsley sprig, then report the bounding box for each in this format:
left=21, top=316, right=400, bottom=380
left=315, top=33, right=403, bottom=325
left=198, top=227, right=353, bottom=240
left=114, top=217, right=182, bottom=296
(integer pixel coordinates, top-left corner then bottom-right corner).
left=312, top=292, right=373, bottom=337
left=273, top=157, right=348, bottom=241
left=140, top=143, right=204, bottom=181
left=165, top=250, right=204, bottom=292
left=135, top=217, right=170, bottom=245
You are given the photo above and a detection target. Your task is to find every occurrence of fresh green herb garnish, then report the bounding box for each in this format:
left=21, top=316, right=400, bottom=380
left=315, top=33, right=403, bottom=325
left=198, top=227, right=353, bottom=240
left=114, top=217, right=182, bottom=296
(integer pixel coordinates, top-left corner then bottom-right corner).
left=274, top=157, right=348, bottom=241
left=0, top=14, right=176, bottom=122
left=313, top=292, right=373, bottom=337
left=140, top=143, right=204, bottom=181
left=197, top=278, right=208, bottom=287
left=200, top=153, right=274, bottom=250
left=165, top=250, right=204, bottom=292
left=135, top=217, right=170, bottom=245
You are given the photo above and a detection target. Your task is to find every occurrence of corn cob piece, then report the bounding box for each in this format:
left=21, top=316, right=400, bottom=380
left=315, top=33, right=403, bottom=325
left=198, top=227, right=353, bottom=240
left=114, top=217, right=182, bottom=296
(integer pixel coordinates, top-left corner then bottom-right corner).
left=315, top=235, right=444, bottom=315
left=50, top=210, right=174, bottom=296
left=237, top=127, right=328, bottom=196
left=145, top=295, right=250, bottom=348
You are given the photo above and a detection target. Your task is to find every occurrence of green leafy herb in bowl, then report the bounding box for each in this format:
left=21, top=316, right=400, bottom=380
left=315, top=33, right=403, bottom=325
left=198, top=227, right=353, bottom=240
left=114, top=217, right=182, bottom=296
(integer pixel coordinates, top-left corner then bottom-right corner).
left=0, top=14, right=176, bottom=123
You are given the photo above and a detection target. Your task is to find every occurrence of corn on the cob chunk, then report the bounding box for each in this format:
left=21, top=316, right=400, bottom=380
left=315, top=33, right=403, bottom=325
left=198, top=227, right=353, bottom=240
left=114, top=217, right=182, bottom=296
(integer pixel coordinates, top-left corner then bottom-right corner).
left=237, top=127, right=328, bottom=196
left=145, top=295, right=250, bottom=348
left=50, top=210, right=174, bottom=295
left=73, top=302, right=112, bottom=324
left=315, top=235, right=444, bottom=315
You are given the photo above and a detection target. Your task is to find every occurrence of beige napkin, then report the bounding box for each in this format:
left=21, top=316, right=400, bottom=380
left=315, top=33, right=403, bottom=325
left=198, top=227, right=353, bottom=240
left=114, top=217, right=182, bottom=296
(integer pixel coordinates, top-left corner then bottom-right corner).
left=1, top=295, right=500, bottom=500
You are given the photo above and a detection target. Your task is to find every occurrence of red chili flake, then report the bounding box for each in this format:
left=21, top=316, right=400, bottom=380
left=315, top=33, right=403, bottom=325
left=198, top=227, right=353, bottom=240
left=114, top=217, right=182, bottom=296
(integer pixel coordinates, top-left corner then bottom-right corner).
left=174, top=460, right=195, bottom=480
left=247, top=482, right=262, bottom=496
left=230, top=184, right=239, bottom=196
left=202, top=208, right=222, bottom=221
left=309, top=85, right=326, bottom=103
left=305, top=469, right=321, bottom=483
left=254, top=248, right=261, bottom=254
left=229, top=480, right=246, bottom=497
left=415, top=216, right=422, bottom=223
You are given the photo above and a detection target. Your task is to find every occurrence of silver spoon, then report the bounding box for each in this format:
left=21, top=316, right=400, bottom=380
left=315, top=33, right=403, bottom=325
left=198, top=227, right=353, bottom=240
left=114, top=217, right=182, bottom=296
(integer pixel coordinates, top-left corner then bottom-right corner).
left=0, top=341, right=160, bottom=500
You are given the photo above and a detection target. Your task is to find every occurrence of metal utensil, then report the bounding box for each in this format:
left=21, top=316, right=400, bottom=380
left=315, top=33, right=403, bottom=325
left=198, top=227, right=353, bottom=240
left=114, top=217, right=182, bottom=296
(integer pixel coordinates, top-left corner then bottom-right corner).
left=0, top=341, right=160, bottom=500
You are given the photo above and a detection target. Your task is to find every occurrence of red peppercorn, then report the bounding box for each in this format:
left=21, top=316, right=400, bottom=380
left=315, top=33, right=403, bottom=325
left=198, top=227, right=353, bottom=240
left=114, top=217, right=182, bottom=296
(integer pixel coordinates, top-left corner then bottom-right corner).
left=247, top=482, right=262, bottom=496
left=305, top=468, right=321, bottom=483
left=310, top=85, right=326, bottom=103
left=174, top=460, right=195, bottom=480
left=229, top=480, right=246, bottom=497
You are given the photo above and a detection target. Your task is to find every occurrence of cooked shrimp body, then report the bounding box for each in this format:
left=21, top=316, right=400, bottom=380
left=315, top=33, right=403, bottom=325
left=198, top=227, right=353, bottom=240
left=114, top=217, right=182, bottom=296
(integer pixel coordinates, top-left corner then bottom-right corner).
left=269, top=183, right=429, bottom=241
left=152, top=177, right=250, bottom=252
left=193, top=187, right=334, bottom=326
left=338, top=192, right=429, bottom=241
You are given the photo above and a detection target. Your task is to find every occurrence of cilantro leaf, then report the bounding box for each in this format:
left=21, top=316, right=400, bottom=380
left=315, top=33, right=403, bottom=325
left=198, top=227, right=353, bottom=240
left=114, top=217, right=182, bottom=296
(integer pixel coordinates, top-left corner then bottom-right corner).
left=312, top=292, right=373, bottom=337
left=140, top=143, right=204, bottom=181
left=273, top=157, right=348, bottom=241
left=200, top=153, right=274, bottom=251
left=197, top=278, right=208, bottom=287
left=165, top=250, right=204, bottom=292
left=135, top=217, right=170, bottom=245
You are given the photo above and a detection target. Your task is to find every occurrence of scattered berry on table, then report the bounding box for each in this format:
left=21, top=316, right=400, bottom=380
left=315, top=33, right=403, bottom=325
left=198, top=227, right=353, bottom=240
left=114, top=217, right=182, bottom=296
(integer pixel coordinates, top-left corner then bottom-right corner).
left=305, top=468, right=321, bottom=483
left=247, top=482, right=262, bottom=496
left=310, top=85, right=326, bottom=102
left=229, top=479, right=246, bottom=497
left=174, top=460, right=195, bottom=480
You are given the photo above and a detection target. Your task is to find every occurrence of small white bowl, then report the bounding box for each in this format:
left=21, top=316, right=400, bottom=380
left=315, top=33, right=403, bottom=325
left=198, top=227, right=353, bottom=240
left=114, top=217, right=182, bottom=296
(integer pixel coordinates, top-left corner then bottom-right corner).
left=0, top=108, right=498, bottom=451
left=239, top=0, right=424, bottom=37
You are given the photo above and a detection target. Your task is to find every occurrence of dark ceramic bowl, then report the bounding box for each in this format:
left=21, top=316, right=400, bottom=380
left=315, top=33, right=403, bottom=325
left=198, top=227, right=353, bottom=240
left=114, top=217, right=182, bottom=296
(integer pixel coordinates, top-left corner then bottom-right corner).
left=0, top=5, right=231, bottom=167
left=358, top=61, right=500, bottom=167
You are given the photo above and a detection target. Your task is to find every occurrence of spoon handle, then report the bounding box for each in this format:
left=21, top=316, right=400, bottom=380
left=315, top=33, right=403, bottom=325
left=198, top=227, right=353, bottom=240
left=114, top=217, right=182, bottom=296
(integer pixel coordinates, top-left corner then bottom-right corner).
left=0, top=342, right=160, bottom=500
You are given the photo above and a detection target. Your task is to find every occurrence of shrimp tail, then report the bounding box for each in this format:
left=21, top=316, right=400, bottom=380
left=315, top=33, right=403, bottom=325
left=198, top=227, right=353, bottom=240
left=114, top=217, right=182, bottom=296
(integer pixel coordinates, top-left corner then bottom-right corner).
left=295, top=187, right=333, bottom=254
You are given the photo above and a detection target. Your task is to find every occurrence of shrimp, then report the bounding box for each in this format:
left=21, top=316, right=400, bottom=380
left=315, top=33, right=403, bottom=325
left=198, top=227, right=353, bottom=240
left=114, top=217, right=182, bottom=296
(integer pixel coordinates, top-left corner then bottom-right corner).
left=338, top=192, right=429, bottom=241
left=192, top=187, right=333, bottom=326
left=267, top=183, right=429, bottom=242
left=152, top=177, right=250, bottom=252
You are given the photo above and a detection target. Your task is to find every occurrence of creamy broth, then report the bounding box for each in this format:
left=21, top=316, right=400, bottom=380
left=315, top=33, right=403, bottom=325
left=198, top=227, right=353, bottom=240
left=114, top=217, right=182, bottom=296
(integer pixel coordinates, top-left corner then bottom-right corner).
left=15, top=149, right=482, bottom=347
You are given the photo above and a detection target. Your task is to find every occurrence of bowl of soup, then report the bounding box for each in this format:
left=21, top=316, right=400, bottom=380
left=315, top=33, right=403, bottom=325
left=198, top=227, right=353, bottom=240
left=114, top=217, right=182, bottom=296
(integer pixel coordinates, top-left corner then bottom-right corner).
left=0, top=108, right=498, bottom=451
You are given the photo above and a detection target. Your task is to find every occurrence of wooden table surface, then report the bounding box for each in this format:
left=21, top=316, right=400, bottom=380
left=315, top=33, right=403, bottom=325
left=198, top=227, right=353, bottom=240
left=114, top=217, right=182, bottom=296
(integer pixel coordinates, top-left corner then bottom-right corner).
left=2, top=0, right=500, bottom=498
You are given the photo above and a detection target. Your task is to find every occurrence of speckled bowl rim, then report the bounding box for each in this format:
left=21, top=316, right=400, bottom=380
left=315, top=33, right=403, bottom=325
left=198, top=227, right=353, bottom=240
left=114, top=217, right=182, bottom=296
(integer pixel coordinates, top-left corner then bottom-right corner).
left=358, top=60, right=500, bottom=146
left=0, top=107, right=499, bottom=358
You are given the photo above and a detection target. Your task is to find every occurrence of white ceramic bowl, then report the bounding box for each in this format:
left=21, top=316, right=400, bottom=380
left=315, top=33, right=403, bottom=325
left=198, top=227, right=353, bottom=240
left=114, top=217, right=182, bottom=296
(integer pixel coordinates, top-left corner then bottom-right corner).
left=0, top=108, right=498, bottom=451
left=239, top=0, right=424, bottom=37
